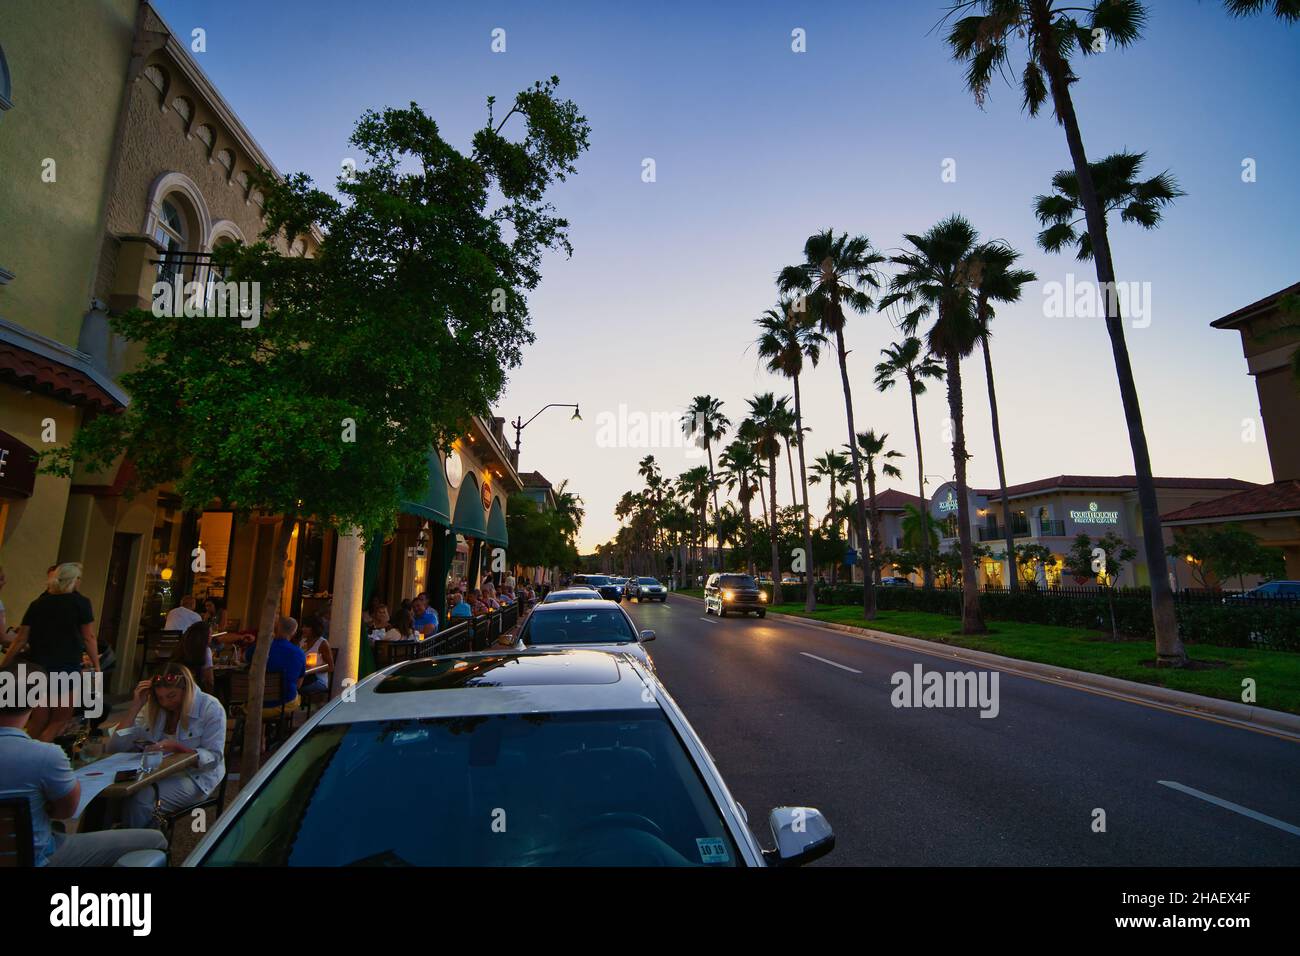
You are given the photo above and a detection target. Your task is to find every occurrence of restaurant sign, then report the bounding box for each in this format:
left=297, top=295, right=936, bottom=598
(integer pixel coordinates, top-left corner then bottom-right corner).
left=0, top=429, right=38, bottom=499
left=481, top=476, right=492, bottom=511
left=928, top=481, right=986, bottom=523
left=1069, top=501, right=1118, bottom=525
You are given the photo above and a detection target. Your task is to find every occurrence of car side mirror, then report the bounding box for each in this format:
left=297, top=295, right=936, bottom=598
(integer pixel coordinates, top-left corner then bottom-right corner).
left=639, top=629, right=656, bottom=642
left=767, top=807, right=834, bottom=867
left=114, top=849, right=168, bottom=867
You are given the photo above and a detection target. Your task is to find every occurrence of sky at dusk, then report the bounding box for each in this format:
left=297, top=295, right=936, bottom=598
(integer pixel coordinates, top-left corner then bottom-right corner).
left=154, top=0, right=1299, bottom=551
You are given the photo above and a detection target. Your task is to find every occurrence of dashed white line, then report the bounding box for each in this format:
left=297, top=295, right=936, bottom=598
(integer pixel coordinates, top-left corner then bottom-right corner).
left=698, top=616, right=718, bottom=625
left=1157, top=780, right=1300, bottom=836
left=799, top=651, right=862, bottom=674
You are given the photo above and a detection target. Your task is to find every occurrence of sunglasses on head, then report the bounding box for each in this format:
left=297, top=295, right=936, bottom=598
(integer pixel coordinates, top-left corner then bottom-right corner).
left=151, top=673, right=185, bottom=686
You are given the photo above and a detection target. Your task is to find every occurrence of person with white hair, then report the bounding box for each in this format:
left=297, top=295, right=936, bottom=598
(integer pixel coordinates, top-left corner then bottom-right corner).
left=0, top=563, right=99, bottom=741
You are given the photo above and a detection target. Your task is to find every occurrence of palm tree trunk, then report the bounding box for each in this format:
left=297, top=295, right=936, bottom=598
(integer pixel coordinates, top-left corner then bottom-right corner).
left=742, top=490, right=755, bottom=576
left=866, top=463, right=883, bottom=586
left=835, top=328, right=876, bottom=619
left=767, top=451, right=782, bottom=605
left=944, top=352, right=986, bottom=634
left=909, top=377, right=934, bottom=589
left=981, top=336, right=1017, bottom=593
left=783, top=436, right=799, bottom=512
left=792, top=375, right=817, bottom=612
left=1029, top=0, right=1183, bottom=664
left=240, top=515, right=295, bottom=782
left=829, top=477, right=839, bottom=586
left=706, top=442, right=721, bottom=571
left=757, top=479, right=769, bottom=529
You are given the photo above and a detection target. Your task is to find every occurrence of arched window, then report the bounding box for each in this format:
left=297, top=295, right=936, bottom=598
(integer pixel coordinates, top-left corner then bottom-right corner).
left=154, top=200, right=187, bottom=283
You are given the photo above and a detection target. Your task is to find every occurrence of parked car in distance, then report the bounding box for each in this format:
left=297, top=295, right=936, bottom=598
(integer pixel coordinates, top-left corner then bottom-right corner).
left=542, top=587, right=601, bottom=603
left=513, top=598, right=655, bottom=672
left=626, top=576, right=668, bottom=602
left=573, top=574, right=623, bottom=602
left=879, top=577, right=915, bottom=588
left=185, top=649, right=834, bottom=866
left=1226, top=580, right=1300, bottom=601
left=704, top=572, right=768, bottom=618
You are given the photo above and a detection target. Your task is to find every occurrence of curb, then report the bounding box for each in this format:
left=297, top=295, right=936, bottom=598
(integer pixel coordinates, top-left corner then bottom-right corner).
left=669, top=593, right=1300, bottom=739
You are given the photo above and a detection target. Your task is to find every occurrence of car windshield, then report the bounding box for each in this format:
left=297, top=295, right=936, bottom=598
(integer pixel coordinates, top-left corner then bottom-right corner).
left=199, top=710, right=742, bottom=867
left=718, top=575, right=758, bottom=589
left=638, top=578, right=660, bottom=585
left=542, top=591, right=595, bottom=603
left=523, top=607, right=637, bottom=645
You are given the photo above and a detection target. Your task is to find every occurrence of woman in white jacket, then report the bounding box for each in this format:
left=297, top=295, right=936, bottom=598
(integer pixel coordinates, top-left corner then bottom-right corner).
left=108, top=663, right=226, bottom=828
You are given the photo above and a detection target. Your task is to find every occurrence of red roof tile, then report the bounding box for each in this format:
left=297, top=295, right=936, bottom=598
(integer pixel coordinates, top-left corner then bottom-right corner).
left=1161, top=481, right=1300, bottom=522
left=0, top=343, right=122, bottom=411
left=974, top=475, right=1257, bottom=499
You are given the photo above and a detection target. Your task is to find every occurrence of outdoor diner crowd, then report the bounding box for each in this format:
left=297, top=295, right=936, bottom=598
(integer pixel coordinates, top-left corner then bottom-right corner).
left=0, top=560, right=539, bottom=867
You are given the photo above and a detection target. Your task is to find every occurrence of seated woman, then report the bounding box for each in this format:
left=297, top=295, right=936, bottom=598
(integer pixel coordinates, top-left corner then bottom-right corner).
left=481, top=582, right=501, bottom=610
left=388, top=606, right=414, bottom=641
left=201, top=596, right=225, bottom=631
left=297, top=615, right=334, bottom=696
left=169, top=620, right=214, bottom=693
left=107, top=663, right=226, bottom=828
left=467, top=589, right=489, bottom=616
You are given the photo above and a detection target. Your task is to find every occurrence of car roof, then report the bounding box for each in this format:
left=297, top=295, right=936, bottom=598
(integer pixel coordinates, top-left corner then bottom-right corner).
left=319, top=649, right=656, bottom=723
left=534, top=597, right=622, bottom=609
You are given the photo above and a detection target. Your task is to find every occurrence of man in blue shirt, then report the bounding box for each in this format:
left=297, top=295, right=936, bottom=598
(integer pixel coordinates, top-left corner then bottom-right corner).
left=244, top=616, right=306, bottom=717
left=448, top=590, right=472, bottom=620
left=411, top=593, right=439, bottom=638
left=0, top=663, right=167, bottom=865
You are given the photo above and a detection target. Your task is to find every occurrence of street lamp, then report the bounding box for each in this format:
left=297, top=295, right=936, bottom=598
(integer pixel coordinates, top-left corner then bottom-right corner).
left=512, top=403, right=581, bottom=456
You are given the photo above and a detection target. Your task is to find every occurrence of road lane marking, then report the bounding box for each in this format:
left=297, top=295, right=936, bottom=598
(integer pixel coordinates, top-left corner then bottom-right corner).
left=799, top=652, right=862, bottom=674
left=1157, top=780, right=1300, bottom=836
left=698, top=616, right=718, bottom=625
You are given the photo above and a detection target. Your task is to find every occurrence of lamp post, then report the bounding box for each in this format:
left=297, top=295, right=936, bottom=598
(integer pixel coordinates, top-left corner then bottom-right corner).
left=511, top=403, right=581, bottom=457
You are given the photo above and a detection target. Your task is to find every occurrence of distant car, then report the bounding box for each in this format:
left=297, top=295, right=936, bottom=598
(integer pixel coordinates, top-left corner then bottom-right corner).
left=184, top=649, right=835, bottom=866
left=514, top=598, right=655, bottom=673
left=704, top=572, right=768, bottom=618
left=610, top=576, right=629, bottom=597
left=543, top=587, right=601, bottom=604
left=879, top=577, right=915, bottom=589
left=626, top=576, right=668, bottom=602
left=1226, top=580, right=1300, bottom=601
left=574, top=574, right=623, bottom=602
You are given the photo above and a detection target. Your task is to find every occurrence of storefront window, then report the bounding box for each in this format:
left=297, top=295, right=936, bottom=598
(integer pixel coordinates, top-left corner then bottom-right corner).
left=142, top=498, right=185, bottom=630
left=193, top=511, right=233, bottom=602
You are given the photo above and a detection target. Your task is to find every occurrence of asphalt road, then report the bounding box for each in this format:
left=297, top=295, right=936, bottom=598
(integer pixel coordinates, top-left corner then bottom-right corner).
left=622, top=594, right=1300, bottom=866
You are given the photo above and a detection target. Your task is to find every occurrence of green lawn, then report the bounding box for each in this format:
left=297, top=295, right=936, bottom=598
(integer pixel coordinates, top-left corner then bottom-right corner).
left=671, top=591, right=1300, bottom=715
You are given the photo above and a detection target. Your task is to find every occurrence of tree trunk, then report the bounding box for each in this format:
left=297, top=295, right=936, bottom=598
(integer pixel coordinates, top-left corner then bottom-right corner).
left=783, top=436, right=799, bottom=513
left=240, top=515, right=295, bottom=782
left=793, top=375, right=817, bottom=612
left=768, top=451, right=782, bottom=605
left=742, top=490, right=755, bottom=576
left=835, top=327, right=876, bottom=619
left=829, top=477, right=839, bottom=586
left=944, top=352, right=986, bottom=634
left=909, top=376, right=935, bottom=589
left=866, top=463, right=883, bottom=586
left=982, top=335, right=1017, bottom=593
left=706, top=441, right=721, bottom=571
left=1029, top=0, right=1183, bottom=664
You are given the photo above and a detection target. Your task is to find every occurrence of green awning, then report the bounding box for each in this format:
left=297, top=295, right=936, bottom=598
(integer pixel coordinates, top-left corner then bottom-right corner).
left=400, top=450, right=451, bottom=526
left=450, top=472, right=488, bottom=539
left=484, top=495, right=508, bottom=548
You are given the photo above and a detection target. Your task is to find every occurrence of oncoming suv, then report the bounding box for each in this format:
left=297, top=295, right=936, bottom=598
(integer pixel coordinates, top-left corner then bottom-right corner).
left=703, top=573, right=768, bottom=618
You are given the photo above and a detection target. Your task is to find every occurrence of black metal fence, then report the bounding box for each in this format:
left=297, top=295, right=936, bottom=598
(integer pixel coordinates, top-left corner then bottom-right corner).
left=371, top=602, right=524, bottom=668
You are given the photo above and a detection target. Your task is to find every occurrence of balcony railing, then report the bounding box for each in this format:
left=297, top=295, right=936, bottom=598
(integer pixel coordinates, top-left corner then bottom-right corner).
left=1038, top=519, right=1066, bottom=536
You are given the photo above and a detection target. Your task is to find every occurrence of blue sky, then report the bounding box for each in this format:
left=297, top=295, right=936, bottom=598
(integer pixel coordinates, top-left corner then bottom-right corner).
left=155, top=0, right=1299, bottom=549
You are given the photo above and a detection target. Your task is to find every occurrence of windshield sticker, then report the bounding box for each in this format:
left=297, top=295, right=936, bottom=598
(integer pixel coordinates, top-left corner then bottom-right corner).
left=696, top=837, right=730, bottom=864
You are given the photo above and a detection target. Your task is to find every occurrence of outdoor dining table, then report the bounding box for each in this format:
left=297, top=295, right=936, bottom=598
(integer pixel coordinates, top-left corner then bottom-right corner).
left=68, top=750, right=199, bottom=834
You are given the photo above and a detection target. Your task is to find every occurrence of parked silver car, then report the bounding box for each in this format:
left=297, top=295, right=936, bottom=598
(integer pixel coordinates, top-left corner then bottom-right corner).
left=184, top=649, right=834, bottom=866
left=514, top=598, right=655, bottom=672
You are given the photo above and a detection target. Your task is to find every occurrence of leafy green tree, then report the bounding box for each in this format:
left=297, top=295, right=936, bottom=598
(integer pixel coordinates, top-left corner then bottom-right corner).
left=46, top=82, right=589, bottom=778
left=1064, top=531, right=1135, bottom=639
left=875, top=338, right=945, bottom=588
left=1167, top=524, right=1288, bottom=591
left=1008, top=542, right=1057, bottom=588
left=778, top=231, right=888, bottom=620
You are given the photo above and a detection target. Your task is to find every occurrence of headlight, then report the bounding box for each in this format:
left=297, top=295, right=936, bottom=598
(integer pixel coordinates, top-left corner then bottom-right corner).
left=759, top=592, right=768, bottom=602
left=722, top=590, right=734, bottom=601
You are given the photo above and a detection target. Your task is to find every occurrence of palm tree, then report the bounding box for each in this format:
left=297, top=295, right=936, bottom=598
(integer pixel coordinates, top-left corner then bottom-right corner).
left=683, top=396, right=730, bottom=571
left=637, top=455, right=665, bottom=576
left=771, top=401, right=801, bottom=511
left=848, top=430, right=904, bottom=586
left=756, top=299, right=827, bottom=611
left=778, top=231, right=887, bottom=619
left=966, top=243, right=1037, bottom=592
left=901, top=504, right=942, bottom=555
left=879, top=214, right=988, bottom=634
left=719, top=439, right=762, bottom=574
left=875, top=337, right=945, bottom=588
left=809, top=449, right=852, bottom=583
left=746, top=392, right=788, bottom=605
left=1028, top=146, right=1186, bottom=659
left=946, top=0, right=1185, bottom=662
left=675, top=465, right=713, bottom=583
left=1223, top=1, right=1299, bottom=21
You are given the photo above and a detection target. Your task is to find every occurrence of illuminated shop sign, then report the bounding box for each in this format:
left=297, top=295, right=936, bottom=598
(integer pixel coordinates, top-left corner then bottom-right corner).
left=938, top=489, right=959, bottom=514
left=1069, top=501, right=1118, bottom=524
